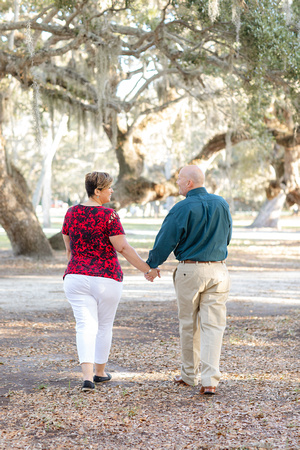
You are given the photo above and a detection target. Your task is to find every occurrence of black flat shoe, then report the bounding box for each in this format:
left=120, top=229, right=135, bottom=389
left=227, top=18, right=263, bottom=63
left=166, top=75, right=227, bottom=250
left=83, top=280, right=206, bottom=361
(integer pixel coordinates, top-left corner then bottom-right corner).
left=93, top=373, right=112, bottom=384
left=81, top=380, right=95, bottom=392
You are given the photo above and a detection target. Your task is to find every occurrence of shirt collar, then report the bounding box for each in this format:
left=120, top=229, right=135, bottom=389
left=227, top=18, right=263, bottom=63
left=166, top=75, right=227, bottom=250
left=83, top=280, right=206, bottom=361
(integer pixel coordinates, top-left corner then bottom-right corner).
left=186, top=187, right=207, bottom=197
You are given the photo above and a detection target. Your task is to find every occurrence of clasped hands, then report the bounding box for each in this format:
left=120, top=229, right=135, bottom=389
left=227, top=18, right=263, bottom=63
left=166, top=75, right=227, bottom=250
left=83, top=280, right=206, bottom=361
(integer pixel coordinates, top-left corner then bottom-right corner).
left=144, top=268, right=161, bottom=282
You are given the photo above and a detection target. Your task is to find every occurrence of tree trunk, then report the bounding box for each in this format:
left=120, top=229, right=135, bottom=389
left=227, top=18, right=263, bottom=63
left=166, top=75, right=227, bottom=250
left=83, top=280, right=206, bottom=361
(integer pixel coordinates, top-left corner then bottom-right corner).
left=42, top=162, right=52, bottom=228
left=0, top=128, right=53, bottom=258
left=112, top=176, right=179, bottom=209
left=33, top=115, right=68, bottom=216
left=249, top=117, right=300, bottom=228
left=110, top=127, right=299, bottom=227
left=284, top=146, right=300, bottom=207
left=109, top=129, right=252, bottom=209
left=107, top=123, right=179, bottom=210
left=249, top=144, right=300, bottom=228
left=248, top=193, right=286, bottom=229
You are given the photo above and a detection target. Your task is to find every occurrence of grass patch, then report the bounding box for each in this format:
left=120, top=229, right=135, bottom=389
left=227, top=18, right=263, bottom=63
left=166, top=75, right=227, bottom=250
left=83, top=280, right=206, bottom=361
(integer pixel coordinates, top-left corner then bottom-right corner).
left=126, top=238, right=155, bottom=248
left=0, top=234, right=11, bottom=250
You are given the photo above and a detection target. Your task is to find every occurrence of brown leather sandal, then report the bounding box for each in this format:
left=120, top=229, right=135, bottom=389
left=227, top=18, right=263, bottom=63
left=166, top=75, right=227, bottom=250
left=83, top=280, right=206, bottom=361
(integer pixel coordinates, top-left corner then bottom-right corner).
left=200, top=386, right=216, bottom=395
left=174, top=375, right=189, bottom=386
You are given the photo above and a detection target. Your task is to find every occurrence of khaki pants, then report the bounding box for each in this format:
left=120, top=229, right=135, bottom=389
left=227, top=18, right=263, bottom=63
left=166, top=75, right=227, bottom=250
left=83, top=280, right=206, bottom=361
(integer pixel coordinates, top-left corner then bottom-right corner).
left=173, top=262, right=230, bottom=387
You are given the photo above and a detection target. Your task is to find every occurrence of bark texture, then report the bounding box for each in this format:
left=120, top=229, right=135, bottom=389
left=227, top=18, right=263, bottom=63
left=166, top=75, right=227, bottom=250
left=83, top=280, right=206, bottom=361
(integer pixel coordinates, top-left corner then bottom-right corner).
left=250, top=140, right=300, bottom=228
left=283, top=146, right=300, bottom=206
left=0, top=130, right=53, bottom=258
left=105, top=121, right=180, bottom=210
left=249, top=193, right=286, bottom=229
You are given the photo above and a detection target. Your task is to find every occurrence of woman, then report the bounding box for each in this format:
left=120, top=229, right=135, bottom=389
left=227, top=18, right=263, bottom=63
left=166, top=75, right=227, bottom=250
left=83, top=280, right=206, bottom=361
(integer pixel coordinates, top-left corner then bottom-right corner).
left=62, top=171, right=158, bottom=392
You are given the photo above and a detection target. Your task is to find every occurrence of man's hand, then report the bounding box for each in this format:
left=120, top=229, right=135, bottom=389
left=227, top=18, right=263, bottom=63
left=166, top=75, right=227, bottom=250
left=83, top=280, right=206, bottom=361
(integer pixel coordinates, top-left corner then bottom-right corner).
left=144, top=268, right=161, bottom=282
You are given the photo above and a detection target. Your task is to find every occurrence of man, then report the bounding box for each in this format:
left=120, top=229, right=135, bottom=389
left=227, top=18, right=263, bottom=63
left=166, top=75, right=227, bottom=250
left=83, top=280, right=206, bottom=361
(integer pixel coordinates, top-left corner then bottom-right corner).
left=145, top=165, right=232, bottom=395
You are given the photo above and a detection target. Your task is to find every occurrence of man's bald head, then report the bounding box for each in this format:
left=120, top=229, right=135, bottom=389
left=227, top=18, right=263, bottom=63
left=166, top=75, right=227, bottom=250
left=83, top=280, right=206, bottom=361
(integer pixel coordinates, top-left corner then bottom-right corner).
left=177, top=165, right=205, bottom=197
left=180, top=165, right=205, bottom=186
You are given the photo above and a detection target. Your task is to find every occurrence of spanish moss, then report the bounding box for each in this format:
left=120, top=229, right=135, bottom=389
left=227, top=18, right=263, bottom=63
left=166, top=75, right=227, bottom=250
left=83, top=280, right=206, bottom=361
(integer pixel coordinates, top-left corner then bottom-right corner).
left=208, top=0, right=220, bottom=22
left=232, top=0, right=241, bottom=45
left=25, top=21, right=42, bottom=152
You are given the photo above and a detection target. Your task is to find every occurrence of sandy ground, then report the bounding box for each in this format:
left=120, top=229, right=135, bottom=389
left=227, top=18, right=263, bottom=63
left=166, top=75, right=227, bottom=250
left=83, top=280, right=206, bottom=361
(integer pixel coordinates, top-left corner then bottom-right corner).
left=0, top=233, right=299, bottom=449
left=0, top=269, right=299, bottom=316
left=0, top=222, right=300, bottom=306
left=1, top=227, right=299, bottom=315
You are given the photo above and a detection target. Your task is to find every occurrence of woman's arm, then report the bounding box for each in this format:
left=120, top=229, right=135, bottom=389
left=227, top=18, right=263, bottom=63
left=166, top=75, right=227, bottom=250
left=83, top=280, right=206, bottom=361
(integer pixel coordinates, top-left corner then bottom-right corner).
left=62, top=234, right=72, bottom=261
left=110, top=235, right=159, bottom=278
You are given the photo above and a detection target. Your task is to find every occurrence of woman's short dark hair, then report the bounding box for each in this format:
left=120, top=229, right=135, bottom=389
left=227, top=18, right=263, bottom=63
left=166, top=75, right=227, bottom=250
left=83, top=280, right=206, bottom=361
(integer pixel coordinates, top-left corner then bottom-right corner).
left=85, top=172, right=113, bottom=197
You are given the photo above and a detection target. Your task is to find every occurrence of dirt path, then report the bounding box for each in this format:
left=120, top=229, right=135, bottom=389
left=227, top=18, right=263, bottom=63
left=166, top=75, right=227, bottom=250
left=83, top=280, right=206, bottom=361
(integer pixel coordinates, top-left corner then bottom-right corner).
left=0, top=241, right=299, bottom=449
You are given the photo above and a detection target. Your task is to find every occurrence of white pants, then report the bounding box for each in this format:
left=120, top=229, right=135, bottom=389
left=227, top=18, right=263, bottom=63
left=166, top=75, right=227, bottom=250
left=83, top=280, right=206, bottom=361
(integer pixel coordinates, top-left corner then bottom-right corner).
left=64, top=274, right=123, bottom=364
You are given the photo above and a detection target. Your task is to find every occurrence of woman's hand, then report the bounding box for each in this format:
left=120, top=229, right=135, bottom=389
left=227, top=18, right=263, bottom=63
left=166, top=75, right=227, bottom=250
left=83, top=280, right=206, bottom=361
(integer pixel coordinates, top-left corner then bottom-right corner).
left=144, top=268, right=161, bottom=282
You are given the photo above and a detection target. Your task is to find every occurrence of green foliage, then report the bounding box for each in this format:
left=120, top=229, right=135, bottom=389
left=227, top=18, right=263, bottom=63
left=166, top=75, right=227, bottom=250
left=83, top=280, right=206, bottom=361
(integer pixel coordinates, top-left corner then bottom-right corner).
left=0, top=1, right=11, bottom=13
left=185, top=0, right=232, bottom=23
left=1, top=0, right=299, bottom=213
left=171, top=0, right=300, bottom=142
left=53, top=0, right=77, bottom=10
left=123, top=0, right=163, bottom=29
left=240, top=0, right=300, bottom=77
left=180, top=0, right=300, bottom=82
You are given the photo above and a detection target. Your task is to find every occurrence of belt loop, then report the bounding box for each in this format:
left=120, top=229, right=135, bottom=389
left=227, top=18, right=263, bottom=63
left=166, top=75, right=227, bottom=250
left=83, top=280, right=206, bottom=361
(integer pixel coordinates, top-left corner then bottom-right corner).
left=196, top=261, right=198, bottom=264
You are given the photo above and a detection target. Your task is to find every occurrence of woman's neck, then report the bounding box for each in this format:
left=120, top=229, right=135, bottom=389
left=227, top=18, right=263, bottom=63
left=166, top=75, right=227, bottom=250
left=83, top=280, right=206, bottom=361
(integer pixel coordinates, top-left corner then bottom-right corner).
left=82, top=197, right=102, bottom=207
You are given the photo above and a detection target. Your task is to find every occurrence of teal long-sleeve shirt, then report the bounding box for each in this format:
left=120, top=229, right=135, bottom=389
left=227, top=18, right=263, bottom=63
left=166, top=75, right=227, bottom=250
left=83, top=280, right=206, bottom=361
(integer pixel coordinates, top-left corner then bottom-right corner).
left=146, top=187, right=232, bottom=268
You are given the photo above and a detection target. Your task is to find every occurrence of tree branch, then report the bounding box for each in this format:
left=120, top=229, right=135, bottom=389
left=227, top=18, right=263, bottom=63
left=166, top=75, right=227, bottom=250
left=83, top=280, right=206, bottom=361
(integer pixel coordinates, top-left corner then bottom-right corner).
left=273, top=128, right=300, bottom=148
left=139, top=94, right=187, bottom=117
left=31, top=4, right=57, bottom=22
left=0, top=21, right=75, bottom=37
left=128, top=94, right=187, bottom=131
left=127, top=68, right=179, bottom=105
left=39, top=86, right=121, bottom=113
left=191, top=131, right=251, bottom=162
left=24, top=34, right=86, bottom=68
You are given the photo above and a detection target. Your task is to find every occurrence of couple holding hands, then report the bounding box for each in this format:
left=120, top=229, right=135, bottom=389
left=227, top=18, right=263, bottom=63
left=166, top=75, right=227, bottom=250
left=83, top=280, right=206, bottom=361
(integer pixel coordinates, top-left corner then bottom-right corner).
left=62, top=166, right=232, bottom=395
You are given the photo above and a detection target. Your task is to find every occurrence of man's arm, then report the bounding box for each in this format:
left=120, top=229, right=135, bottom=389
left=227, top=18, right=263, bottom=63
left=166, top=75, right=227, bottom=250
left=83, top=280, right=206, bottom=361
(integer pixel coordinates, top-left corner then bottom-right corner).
left=227, top=211, right=233, bottom=245
left=146, top=212, right=181, bottom=268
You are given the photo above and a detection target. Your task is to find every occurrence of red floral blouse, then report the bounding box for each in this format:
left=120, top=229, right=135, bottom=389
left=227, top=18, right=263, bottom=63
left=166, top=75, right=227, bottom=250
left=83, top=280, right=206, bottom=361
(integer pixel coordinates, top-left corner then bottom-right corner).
left=62, top=205, right=125, bottom=282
